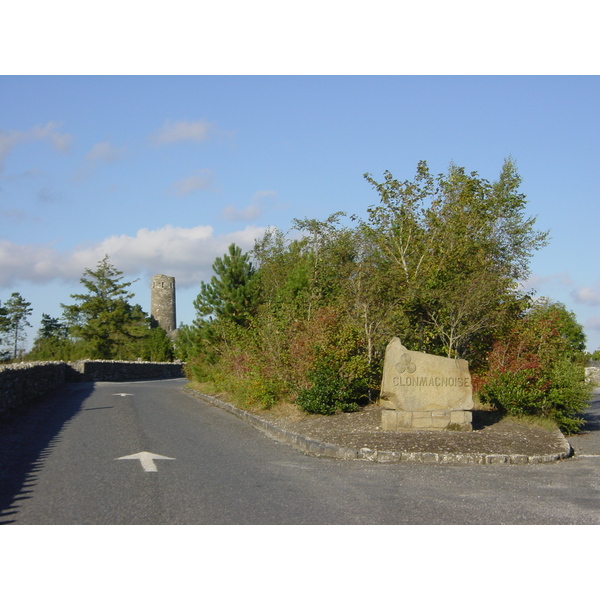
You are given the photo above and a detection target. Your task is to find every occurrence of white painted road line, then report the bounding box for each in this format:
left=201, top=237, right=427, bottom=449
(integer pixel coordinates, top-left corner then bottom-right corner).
left=116, top=451, right=176, bottom=472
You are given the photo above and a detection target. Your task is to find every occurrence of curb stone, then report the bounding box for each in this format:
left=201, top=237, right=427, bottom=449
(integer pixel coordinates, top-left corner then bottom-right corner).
left=183, top=388, right=573, bottom=465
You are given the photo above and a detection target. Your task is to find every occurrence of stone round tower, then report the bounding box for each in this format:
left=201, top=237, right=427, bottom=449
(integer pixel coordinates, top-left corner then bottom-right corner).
left=151, top=274, right=177, bottom=336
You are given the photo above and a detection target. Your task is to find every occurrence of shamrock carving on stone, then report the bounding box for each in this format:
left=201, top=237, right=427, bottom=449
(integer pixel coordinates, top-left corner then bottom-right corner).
left=395, top=353, right=416, bottom=374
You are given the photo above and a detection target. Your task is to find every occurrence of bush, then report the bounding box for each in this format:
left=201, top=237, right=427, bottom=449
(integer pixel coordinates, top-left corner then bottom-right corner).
left=545, top=358, right=592, bottom=433
left=478, top=368, right=548, bottom=416
left=245, top=373, right=286, bottom=410
left=476, top=300, right=592, bottom=434
left=295, top=355, right=368, bottom=415
left=479, top=359, right=590, bottom=434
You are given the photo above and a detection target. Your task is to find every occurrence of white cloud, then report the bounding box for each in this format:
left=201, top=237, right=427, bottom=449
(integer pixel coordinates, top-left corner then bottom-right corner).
left=170, top=169, right=214, bottom=196
left=521, top=272, right=574, bottom=290
left=0, top=122, right=72, bottom=172
left=27, top=122, right=72, bottom=152
left=571, top=286, right=600, bottom=306
left=75, top=141, right=126, bottom=181
left=222, top=190, right=277, bottom=222
left=152, top=120, right=213, bottom=145
left=86, top=141, right=125, bottom=163
left=0, top=240, right=59, bottom=285
left=0, top=208, right=40, bottom=223
left=0, top=132, right=21, bottom=167
left=0, top=224, right=266, bottom=289
left=222, top=203, right=263, bottom=222
left=252, top=190, right=277, bottom=201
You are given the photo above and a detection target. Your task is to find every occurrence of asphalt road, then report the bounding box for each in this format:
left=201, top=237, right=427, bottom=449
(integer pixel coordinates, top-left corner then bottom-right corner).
left=1, top=379, right=599, bottom=525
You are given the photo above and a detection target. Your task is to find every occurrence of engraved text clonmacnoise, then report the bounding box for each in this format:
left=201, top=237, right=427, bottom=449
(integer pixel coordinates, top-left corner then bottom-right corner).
left=380, top=338, right=473, bottom=430
left=391, top=354, right=471, bottom=387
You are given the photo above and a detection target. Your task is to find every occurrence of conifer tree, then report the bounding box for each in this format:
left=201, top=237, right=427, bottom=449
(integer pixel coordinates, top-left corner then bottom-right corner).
left=27, top=313, right=71, bottom=361
left=194, top=243, right=257, bottom=327
left=61, top=255, right=147, bottom=359
left=2, top=292, right=33, bottom=360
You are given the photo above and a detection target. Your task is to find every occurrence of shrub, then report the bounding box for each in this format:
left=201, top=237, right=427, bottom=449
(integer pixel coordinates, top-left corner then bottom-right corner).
left=295, top=354, right=368, bottom=415
left=476, top=300, right=592, bottom=434
left=545, top=358, right=592, bottom=433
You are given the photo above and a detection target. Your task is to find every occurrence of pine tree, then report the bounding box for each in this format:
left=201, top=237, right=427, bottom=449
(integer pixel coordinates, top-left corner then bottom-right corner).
left=61, top=255, right=147, bottom=359
left=2, top=292, right=33, bottom=360
left=194, top=244, right=257, bottom=327
left=27, top=314, right=71, bottom=361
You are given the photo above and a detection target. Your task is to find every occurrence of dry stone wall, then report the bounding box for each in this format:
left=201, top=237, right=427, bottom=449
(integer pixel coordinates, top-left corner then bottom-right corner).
left=0, top=360, right=185, bottom=417
left=67, top=360, right=185, bottom=382
left=0, top=362, right=68, bottom=417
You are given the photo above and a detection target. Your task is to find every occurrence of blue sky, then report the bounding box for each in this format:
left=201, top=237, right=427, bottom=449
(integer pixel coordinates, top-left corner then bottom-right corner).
left=1, top=75, right=599, bottom=352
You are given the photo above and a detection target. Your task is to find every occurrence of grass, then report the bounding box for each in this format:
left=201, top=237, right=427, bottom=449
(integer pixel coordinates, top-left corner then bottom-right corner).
left=473, top=392, right=562, bottom=432
left=187, top=380, right=565, bottom=434
left=185, top=378, right=304, bottom=417
left=500, top=414, right=561, bottom=432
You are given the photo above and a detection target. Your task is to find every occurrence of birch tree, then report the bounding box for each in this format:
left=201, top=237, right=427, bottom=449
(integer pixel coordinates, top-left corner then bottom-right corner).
left=362, top=159, right=549, bottom=360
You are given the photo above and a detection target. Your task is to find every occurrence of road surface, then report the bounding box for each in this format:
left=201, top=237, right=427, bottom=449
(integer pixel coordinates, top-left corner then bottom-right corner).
left=1, top=379, right=599, bottom=524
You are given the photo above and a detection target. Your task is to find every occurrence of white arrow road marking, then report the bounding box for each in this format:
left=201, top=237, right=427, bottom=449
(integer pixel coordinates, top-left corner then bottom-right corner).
left=116, top=452, right=175, bottom=472
left=113, top=393, right=134, bottom=397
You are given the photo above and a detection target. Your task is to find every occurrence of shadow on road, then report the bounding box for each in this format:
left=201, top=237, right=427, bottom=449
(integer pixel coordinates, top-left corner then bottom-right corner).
left=0, top=382, right=95, bottom=524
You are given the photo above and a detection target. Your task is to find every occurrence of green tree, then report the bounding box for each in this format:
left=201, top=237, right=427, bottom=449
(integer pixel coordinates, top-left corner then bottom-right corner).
left=173, top=323, right=200, bottom=362
left=249, top=217, right=382, bottom=412
left=342, top=226, right=402, bottom=371
left=361, top=158, right=549, bottom=361
left=184, top=160, right=553, bottom=417
left=476, top=298, right=591, bottom=434
left=289, top=212, right=352, bottom=321
left=140, top=326, right=175, bottom=362
left=187, top=244, right=258, bottom=384
left=38, top=313, right=69, bottom=339
left=27, top=313, right=72, bottom=361
left=1, top=292, right=33, bottom=360
left=194, top=243, right=257, bottom=327
left=61, top=255, right=147, bottom=359
left=526, top=298, right=586, bottom=357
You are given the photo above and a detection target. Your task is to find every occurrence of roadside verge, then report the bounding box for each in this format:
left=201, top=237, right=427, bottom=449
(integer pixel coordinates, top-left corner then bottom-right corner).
left=183, top=387, right=573, bottom=465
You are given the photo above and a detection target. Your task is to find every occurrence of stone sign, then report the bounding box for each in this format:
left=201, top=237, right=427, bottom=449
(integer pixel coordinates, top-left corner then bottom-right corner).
left=379, top=338, right=473, bottom=431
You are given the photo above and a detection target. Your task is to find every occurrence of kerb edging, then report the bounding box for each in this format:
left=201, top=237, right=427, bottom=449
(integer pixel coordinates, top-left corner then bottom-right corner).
left=183, top=387, right=573, bottom=465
